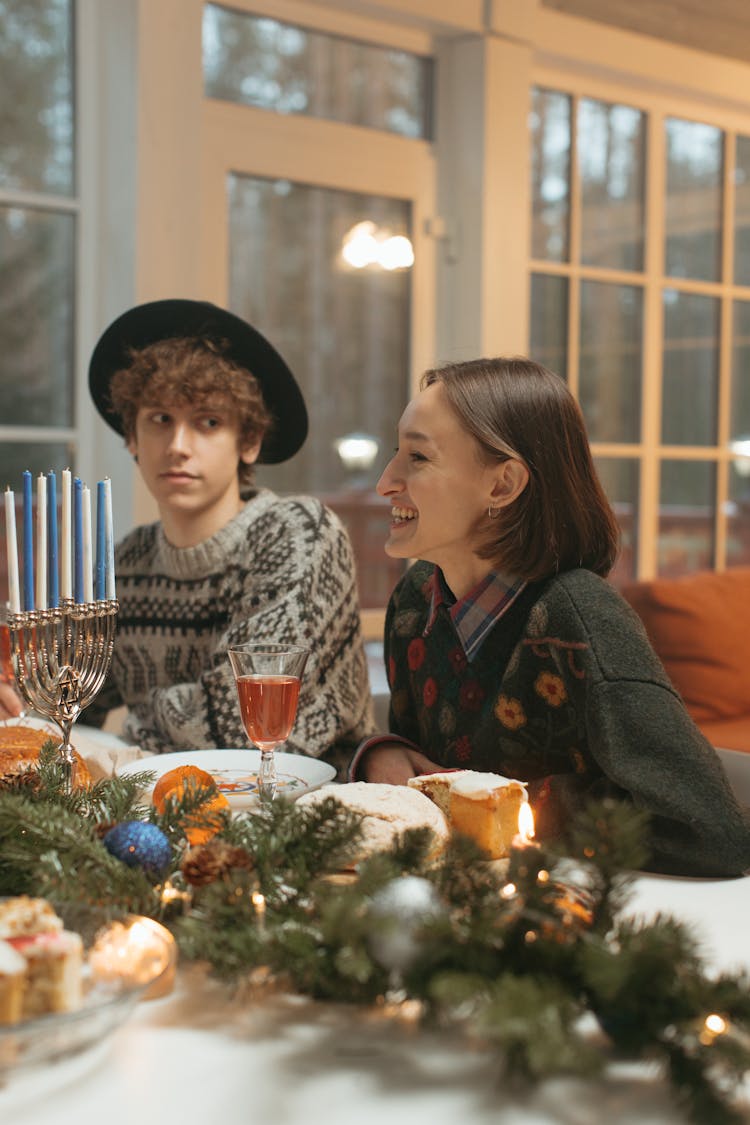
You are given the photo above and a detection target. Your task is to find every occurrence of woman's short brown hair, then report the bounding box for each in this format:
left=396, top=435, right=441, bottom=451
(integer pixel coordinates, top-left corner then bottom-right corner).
left=109, top=336, right=272, bottom=488
left=422, top=357, right=620, bottom=580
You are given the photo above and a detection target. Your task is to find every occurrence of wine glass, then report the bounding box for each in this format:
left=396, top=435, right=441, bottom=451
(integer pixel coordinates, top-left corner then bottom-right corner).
left=227, top=643, right=309, bottom=801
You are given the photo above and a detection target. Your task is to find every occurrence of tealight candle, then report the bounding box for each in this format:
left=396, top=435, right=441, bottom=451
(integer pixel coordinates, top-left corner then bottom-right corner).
left=88, top=915, right=177, bottom=1000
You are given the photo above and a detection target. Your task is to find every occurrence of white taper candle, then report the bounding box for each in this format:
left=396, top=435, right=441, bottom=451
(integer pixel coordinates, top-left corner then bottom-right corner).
left=4, top=488, right=21, bottom=613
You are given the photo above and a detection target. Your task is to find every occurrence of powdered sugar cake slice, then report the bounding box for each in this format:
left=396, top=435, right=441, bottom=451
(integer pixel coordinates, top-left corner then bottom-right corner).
left=408, top=769, right=528, bottom=859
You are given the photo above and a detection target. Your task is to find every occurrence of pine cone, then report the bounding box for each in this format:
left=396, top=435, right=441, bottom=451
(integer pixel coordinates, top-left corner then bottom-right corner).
left=181, top=841, right=254, bottom=886
left=0, top=765, right=41, bottom=794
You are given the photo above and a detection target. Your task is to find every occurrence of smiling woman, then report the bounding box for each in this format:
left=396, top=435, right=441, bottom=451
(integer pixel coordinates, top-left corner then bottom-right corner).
left=352, top=355, right=750, bottom=879
left=377, top=380, right=530, bottom=600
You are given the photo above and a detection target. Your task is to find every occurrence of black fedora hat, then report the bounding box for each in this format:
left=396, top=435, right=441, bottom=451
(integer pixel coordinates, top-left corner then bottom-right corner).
left=88, top=299, right=308, bottom=464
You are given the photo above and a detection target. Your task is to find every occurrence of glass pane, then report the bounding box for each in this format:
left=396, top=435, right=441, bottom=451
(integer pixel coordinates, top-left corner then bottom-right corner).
left=735, top=136, right=750, bottom=286
left=530, top=87, right=571, bottom=262
left=530, top=273, right=568, bottom=379
left=0, top=0, right=74, bottom=195
left=202, top=5, right=432, bottom=139
left=661, top=290, right=719, bottom=445
left=658, top=460, right=715, bottom=576
left=727, top=466, right=750, bottom=567
left=228, top=174, right=411, bottom=609
left=0, top=443, right=74, bottom=602
left=665, top=118, right=723, bottom=282
left=579, top=98, right=645, bottom=271
left=594, top=457, right=639, bottom=586
left=0, top=207, right=75, bottom=427
left=580, top=281, right=642, bottom=442
left=731, top=299, right=750, bottom=443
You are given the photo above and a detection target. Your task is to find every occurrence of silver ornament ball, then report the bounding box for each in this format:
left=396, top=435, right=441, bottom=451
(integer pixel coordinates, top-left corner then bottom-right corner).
left=367, top=876, right=444, bottom=973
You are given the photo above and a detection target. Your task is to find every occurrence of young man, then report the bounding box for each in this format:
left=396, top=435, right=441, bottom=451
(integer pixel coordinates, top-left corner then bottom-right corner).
left=77, top=298, right=374, bottom=773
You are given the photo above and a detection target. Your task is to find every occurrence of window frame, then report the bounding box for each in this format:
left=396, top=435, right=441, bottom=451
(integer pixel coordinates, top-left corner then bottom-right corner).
left=530, top=59, right=750, bottom=577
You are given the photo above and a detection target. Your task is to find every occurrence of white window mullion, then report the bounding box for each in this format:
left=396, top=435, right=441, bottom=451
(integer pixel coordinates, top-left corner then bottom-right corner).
left=566, top=94, right=581, bottom=397
left=639, top=106, right=666, bottom=579
left=715, top=131, right=737, bottom=570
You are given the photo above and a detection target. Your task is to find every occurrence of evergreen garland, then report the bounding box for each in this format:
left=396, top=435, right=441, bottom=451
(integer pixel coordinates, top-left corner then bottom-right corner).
left=1, top=745, right=748, bottom=1123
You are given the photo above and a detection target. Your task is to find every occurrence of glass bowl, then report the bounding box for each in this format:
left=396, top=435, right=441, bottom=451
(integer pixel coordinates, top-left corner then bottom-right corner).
left=0, top=902, right=176, bottom=1086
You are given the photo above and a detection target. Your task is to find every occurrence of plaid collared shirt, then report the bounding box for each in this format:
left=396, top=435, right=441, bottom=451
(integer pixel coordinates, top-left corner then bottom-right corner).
left=424, top=567, right=527, bottom=662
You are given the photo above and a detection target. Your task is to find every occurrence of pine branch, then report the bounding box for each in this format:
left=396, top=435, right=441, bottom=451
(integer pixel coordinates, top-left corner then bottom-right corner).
left=0, top=777, right=747, bottom=1123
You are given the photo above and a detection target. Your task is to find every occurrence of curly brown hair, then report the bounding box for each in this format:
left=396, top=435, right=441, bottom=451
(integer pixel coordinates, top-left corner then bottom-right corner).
left=109, top=337, right=272, bottom=487
left=422, top=357, right=620, bottom=581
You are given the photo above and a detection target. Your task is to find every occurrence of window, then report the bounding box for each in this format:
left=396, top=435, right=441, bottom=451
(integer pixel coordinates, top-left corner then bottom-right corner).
left=228, top=174, right=412, bottom=607
left=0, top=0, right=77, bottom=596
left=530, top=86, right=750, bottom=580
left=201, top=6, right=435, bottom=616
left=203, top=3, right=433, bottom=139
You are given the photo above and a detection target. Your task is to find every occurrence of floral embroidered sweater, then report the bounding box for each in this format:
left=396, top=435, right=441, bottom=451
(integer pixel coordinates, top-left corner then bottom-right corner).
left=382, top=561, right=750, bottom=877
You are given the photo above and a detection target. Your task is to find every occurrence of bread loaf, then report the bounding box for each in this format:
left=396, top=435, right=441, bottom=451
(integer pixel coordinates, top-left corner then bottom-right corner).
left=297, top=782, right=449, bottom=865
left=0, top=724, right=91, bottom=788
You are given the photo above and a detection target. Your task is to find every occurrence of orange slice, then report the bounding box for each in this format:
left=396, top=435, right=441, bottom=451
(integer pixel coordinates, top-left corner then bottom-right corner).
left=153, top=764, right=215, bottom=810
left=152, top=764, right=230, bottom=844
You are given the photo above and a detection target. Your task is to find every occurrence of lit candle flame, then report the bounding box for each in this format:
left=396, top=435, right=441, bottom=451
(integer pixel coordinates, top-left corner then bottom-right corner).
left=517, top=801, right=535, bottom=842
left=251, top=891, right=267, bottom=935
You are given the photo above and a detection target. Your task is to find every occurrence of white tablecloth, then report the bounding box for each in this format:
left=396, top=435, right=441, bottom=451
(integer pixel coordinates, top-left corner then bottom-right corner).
left=2, top=870, right=749, bottom=1125
left=2, top=727, right=749, bottom=1125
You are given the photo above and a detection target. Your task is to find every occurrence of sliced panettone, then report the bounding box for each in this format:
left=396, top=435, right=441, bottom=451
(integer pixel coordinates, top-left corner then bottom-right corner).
left=408, top=769, right=528, bottom=859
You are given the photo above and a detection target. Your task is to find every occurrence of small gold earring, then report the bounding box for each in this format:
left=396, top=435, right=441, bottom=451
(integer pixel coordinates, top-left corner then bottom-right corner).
left=488, top=506, right=498, bottom=520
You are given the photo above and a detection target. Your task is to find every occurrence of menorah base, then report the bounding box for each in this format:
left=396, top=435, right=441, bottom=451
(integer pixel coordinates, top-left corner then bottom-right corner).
left=8, top=598, right=118, bottom=791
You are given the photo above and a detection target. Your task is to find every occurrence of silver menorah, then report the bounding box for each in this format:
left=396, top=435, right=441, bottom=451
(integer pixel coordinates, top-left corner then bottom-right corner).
left=8, top=598, right=118, bottom=788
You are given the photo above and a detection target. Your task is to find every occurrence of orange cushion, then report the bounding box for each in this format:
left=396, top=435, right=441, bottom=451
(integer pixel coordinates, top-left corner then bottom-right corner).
left=621, top=568, right=750, bottom=724
left=698, top=716, right=750, bottom=754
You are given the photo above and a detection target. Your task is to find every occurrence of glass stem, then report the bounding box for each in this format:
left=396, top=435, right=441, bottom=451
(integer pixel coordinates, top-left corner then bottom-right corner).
left=258, top=749, right=278, bottom=801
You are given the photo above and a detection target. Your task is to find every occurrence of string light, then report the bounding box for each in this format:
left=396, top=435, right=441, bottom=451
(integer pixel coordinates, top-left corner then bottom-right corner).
left=251, top=891, right=267, bottom=935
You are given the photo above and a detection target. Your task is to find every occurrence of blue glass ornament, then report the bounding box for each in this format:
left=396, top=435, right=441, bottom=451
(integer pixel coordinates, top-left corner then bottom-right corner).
left=104, top=820, right=172, bottom=876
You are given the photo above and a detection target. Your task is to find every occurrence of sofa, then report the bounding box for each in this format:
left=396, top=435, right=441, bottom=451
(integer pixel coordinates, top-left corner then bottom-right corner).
left=621, top=567, right=750, bottom=757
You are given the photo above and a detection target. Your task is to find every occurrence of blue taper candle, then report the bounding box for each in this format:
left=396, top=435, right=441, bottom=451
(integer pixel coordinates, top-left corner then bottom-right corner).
left=74, top=476, right=84, bottom=603
left=47, top=470, right=59, bottom=608
left=95, top=480, right=106, bottom=601
left=22, top=469, right=34, bottom=611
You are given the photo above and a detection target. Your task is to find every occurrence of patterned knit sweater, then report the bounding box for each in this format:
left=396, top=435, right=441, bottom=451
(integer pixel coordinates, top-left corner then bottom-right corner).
left=384, top=561, right=750, bottom=877
left=85, top=489, right=374, bottom=774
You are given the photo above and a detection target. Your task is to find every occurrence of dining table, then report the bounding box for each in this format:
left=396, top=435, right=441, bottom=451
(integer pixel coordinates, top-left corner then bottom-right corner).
left=1, top=732, right=749, bottom=1125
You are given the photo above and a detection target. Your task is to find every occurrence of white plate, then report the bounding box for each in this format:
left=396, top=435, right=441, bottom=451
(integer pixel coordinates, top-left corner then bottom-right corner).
left=115, top=749, right=336, bottom=809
